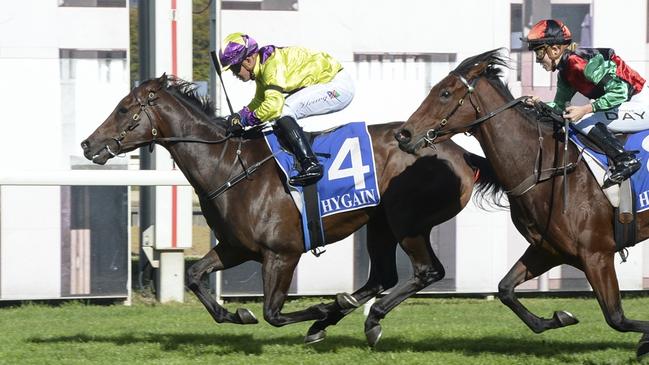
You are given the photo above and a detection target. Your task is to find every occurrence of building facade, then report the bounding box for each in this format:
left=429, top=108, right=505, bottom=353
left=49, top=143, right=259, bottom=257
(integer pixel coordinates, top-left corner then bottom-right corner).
left=2, top=0, right=649, bottom=300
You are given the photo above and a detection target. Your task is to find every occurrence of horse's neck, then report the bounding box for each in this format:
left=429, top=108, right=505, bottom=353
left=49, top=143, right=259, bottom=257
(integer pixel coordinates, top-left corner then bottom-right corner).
left=157, top=112, right=239, bottom=196
left=475, top=97, right=557, bottom=190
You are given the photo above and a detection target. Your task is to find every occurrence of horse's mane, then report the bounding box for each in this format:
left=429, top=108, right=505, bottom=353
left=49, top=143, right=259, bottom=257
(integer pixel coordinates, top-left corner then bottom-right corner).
left=163, top=75, right=229, bottom=128
left=454, top=48, right=510, bottom=80
left=454, top=49, right=533, bottom=209
left=455, top=48, right=543, bottom=124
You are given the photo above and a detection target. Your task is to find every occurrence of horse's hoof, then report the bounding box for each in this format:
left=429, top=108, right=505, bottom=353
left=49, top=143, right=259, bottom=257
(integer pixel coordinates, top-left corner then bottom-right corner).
left=365, top=324, right=383, bottom=347
left=552, top=310, right=579, bottom=327
left=637, top=333, right=649, bottom=360
left=336, top=292, right=360, bottom=310
left=236, top=308, right=259, bottom=324
left=304, top=328, right=326, bottom=345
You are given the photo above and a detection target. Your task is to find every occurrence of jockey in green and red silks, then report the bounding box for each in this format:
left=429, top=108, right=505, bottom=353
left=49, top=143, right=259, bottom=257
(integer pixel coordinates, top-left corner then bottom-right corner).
left=522, top=19, right=649, bottom=188
left=553, top=48, right=645, bottom=114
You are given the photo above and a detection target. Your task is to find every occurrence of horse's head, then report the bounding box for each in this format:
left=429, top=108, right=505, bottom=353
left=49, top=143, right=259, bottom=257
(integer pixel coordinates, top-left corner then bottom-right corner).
left=81, top=74, right=168, bottom=164
left=396, top=48, right=509, bottom=154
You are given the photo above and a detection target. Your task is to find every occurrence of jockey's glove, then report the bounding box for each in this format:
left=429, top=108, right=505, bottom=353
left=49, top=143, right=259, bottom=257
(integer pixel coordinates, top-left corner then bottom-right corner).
left=226, top=113, right=244, bottom=136
left=238, top=106, right=262, bottom=127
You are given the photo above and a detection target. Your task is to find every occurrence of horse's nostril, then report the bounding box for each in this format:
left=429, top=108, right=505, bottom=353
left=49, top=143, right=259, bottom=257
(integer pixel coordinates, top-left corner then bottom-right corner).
left=81, top=140, right=89, bottom=150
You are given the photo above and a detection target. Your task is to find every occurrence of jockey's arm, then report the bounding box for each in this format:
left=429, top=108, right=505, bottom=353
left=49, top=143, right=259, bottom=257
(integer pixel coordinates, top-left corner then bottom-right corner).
left=546, top=77, right=576, bottom=113
left=250, top=88, right=285, bottom=123
left=584, top=54, right=630, bottom=112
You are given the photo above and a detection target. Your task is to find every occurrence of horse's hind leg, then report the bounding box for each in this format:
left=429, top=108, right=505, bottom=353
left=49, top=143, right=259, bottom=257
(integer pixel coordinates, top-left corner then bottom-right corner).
left=260, top=252, right=334, bottom=327
left=364, top=234, right=444, bottom=347
left=498, top=244, right=578, bottom=333
left=186, top=243, right=258, bottom=325
left=581, top=251, right=649, bottom=358
left=305, top=213, right=399, bottom=344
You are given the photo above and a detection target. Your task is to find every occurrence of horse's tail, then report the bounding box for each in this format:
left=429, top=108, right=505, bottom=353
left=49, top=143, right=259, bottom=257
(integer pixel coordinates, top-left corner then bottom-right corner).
left=464, top=153, right=508, bottom=209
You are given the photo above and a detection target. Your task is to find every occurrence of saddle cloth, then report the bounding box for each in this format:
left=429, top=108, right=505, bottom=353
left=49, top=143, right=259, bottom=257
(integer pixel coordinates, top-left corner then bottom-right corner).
left=569, top=127, right=649, bottom=212
left=264, top=121, right=381, bottom=251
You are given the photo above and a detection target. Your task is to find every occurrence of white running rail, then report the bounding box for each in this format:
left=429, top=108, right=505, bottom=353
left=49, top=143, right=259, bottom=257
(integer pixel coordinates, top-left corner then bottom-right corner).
left=0, top=170, right=190, bottom=186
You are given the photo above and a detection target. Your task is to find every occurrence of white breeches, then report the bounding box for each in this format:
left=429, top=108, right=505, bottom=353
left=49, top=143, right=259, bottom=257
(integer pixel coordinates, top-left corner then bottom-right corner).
left=280, top=69, right=355, bottom=121
left=574, top=86, right=649, bottom=133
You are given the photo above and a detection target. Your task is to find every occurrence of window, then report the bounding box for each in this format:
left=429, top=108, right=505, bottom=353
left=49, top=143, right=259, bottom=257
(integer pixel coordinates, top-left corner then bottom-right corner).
left=58, top=0, right=126, bottom=7
left=59, top=48, right=128, bottom=164
left=511, top=4, right=523, bottom=51
left=350, top=52, right=456, bottom=128
left=222, top=0, right=298, bottom=11
left=552, top=4, right=591, bottom=46
left=60, top=49, right=127, bottom=82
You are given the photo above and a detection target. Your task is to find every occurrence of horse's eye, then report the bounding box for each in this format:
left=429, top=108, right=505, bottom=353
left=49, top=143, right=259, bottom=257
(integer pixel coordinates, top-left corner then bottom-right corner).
left=118, top=106, right=128, bottom=114
left=440, top=90, right=451, bottom=98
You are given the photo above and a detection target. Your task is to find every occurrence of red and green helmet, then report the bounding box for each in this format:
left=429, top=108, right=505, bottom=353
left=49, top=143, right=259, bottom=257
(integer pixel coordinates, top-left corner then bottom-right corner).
left=522, top=19, right=572, bottom=50
left=219, top=32, right=259, bottom=71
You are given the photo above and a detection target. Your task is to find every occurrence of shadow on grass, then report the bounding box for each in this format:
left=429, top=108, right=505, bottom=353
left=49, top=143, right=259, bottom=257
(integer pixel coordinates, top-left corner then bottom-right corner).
left=29, top=332, right=636, bottom=358
left=367, top=335, right=635, bottom=357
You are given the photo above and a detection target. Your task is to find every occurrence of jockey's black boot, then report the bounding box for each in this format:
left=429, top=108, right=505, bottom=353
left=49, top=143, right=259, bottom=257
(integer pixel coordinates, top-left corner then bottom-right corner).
left=275, top=116, right=323, bottom=186
left=587, top=122, right=641, bottom=188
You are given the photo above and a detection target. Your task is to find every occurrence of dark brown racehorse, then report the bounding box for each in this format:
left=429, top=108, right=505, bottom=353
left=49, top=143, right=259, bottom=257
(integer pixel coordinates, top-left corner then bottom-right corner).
left=81, top=74, right=489, bottom=346
left=395, top=49, right=649, bottom=358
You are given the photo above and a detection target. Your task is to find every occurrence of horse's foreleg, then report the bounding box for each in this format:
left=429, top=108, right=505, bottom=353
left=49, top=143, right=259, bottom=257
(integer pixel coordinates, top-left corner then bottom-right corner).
left=364, top=234, right=444, bottom=347
left=305, top=216, right=399, bottom=344
left=498, top=245, right=577, bottom=333
left=261, top=252, right=330, bottom=327
left=186, top=244, right=258, bottom=325
left=581, top=252, right=649, bottom=358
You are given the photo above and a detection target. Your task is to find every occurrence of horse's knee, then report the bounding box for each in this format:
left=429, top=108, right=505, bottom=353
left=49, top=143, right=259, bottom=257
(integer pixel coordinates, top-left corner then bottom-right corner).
left=413, top=265, right=445, bottom=288
left=185, top=263, right=206, bottom=289
left=380, top=273, right=398, bottom=290
left=497, top=282, right=514, bottom=303
left=263, top=309, right=285, bottom=327
left=604, top=311, right=630, bottom=332
left=427, top=266, right=445, bottom=283
left=368, top=304, right=388, bottom=321
left=186, top=264, right=203, bottom=289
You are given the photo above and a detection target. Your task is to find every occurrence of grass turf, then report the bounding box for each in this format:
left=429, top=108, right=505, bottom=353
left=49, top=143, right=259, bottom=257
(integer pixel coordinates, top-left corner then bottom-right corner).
left=1, top=295, right=648, bottom=364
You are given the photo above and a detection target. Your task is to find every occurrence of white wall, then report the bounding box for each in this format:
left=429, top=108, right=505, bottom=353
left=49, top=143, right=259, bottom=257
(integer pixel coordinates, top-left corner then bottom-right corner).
left=0, top=1, right=129, bottom=300
left=217, top=0, right=649, bottom=294
left=3, top=0, right=649, bottom=299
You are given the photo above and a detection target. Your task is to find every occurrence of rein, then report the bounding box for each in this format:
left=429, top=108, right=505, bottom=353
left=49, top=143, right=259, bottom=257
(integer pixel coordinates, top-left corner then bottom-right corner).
left=107, top=88, right=233, bottom=156
left=108, top=86, right=274, bottom=199
left=422, top=72, right=583, bottom=201
left=422, top=73, right=528, bottom=145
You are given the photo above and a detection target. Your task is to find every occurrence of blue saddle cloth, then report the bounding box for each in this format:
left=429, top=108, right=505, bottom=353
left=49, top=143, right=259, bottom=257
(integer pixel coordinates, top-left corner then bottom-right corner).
left=264, top=121, right=381, bottom=217
left=264, top=121, right=380, bottom=252
left=569, top=127, right=649, bottom=212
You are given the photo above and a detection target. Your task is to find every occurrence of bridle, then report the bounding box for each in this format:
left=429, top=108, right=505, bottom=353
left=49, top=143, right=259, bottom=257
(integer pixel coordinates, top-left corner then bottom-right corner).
left=420, top=72, right=528, bottom=146
left=104, top=82, right=274, bottom=200
left=105, top=88, right=161, bottom=157
left=105, top=85, right=233, bottom=157
left=415, top=70, right=582, bottom=202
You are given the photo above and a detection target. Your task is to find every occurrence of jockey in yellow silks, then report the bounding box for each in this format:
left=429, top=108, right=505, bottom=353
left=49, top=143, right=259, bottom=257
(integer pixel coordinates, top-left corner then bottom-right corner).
left=219, top=32, right=355, bottom=186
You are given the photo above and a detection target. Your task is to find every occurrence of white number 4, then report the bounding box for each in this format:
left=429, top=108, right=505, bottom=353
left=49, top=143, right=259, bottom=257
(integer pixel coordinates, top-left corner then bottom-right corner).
left=328, top=137, right=370, bottom=190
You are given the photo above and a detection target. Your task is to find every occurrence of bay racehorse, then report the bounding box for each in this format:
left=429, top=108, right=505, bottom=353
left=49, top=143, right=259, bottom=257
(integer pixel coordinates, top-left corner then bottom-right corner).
left=81, top=74, right=490, bottom=346
left=395, top=49, right=649, bottom=358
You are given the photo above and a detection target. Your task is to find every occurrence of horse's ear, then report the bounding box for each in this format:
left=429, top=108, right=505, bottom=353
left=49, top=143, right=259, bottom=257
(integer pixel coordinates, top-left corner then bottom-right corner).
left=466, top=62, right=489, bottom=80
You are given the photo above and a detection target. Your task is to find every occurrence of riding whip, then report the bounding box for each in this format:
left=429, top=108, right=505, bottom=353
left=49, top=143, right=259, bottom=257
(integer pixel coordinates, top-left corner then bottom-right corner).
left=210, top=50, right=235, bottom=115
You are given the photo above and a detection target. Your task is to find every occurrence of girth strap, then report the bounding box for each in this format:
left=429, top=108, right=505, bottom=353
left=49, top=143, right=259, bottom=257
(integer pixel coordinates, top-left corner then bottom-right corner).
left=507, top=121, right=584, bottom=197
left=506, top=154, right=582, bottom=196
